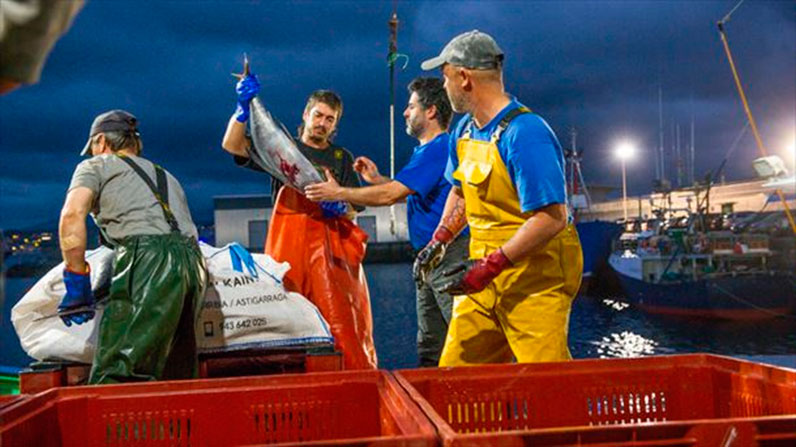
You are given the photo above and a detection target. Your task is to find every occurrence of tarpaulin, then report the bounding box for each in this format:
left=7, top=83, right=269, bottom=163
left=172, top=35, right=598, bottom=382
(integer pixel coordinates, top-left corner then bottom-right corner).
left=265, top=186, right=377, bottom=369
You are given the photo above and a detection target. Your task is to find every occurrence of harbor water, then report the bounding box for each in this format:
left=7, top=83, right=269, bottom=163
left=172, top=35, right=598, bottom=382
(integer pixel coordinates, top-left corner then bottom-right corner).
left=2, top=264, right=795, bottom=371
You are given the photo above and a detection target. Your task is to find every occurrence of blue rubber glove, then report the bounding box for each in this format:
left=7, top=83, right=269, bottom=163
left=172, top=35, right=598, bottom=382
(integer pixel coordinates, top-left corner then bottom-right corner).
left=59, top=266, right=95, bottom=327
left=235, top=73, right=260, bottom=123
left=320, top=201, right=348, bottom=219
left=229, top=242, right=259, bottom=278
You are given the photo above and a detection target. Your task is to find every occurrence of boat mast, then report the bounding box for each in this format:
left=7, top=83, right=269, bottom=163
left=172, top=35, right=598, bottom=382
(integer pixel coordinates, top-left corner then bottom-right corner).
left=569, top=128, right=577, bottom=197
left=566, top=127, right=592, bottom=222
left=676, top=124, right=682, bottom=188
left=658, top=84, right=665, bottom=182
left=689, top=102, right=696, bottom=185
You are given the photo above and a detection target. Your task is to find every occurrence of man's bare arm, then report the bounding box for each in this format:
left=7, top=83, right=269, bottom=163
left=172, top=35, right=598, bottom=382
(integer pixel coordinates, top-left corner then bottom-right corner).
left=221, top=116, right=251, bottom=157
left=341, top=181, right=410, bottom=206
left=353, top=156, right=390, bottom=185
left=305, top=170, right=411, bottom=206
left=59, top=187, right=95, bottom=272
left=501, top=203, right=567, bottom=263
left=438, top=186, right=468, bottom=236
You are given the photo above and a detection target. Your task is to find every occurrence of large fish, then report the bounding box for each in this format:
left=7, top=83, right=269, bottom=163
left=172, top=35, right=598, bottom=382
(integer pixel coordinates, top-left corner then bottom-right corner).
left=237, top=57, right=324, bottom=192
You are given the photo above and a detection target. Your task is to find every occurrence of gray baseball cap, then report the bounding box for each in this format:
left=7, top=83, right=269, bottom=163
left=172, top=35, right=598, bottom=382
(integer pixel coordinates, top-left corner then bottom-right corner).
left=421, top=30, right=504, bottom=71
left=80, top=109, right=139, bottom=156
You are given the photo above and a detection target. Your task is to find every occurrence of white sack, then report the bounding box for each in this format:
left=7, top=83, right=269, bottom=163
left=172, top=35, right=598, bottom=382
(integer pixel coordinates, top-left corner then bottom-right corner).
left=196, top=242, right=332, bottom=353
left=11, top=243, right=332, bottom=363
left=10, top=246, right=114, bottom=363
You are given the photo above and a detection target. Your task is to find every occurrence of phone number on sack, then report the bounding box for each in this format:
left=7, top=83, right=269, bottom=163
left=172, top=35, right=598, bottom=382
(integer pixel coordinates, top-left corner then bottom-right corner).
left=219, top=317, right=269, bottom=331
left=203, top=293, right=289, bottom=309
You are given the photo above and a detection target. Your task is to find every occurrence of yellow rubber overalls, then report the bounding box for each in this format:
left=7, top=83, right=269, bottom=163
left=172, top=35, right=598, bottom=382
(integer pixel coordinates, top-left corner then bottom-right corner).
left=438, top=107, right=583, bottom=366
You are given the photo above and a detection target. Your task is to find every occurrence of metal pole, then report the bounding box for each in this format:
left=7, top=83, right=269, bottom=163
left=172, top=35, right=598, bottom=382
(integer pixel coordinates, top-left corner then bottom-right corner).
left=658, top=85, right=665, bottom=181
left=690, top=111, right=695, bottom=185
left=622, top=159, right=628, bottom=222
left=676, top=124, right=682, bottom=188
left=387, top=12, right=398, bottom=235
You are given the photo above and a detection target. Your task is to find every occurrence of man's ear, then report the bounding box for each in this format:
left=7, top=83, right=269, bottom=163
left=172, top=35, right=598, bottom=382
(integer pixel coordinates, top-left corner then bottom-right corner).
left=426, top=104, right=438, bottom=122
left=95, top=134, right=106, bottom=153
left=459, top=67, right=473, bottom=91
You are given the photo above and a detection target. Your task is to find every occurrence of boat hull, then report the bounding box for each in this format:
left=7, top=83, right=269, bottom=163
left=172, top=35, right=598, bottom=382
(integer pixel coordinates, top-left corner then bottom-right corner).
left=575, top=220, right=622, bottom=294
left=576, top=221, right=622, bottom=275
left=613, top=269, right=796, bottom=319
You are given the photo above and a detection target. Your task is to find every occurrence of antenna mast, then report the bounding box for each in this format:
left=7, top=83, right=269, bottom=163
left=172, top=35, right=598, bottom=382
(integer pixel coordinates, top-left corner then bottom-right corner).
left=387, top=8, right=399, bottom=234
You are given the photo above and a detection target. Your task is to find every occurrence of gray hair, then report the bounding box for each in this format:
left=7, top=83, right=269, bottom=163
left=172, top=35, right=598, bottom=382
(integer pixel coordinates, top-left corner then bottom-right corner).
left=100, top=130, right=143, bottom=154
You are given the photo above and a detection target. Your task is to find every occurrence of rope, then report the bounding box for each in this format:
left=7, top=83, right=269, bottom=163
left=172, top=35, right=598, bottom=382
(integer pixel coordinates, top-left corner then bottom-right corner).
left=724, top=120, right=749, bottom=160
left=710, top=280, right=796, bottom=319
left=720, top=0, right=745, bottom=24
left=387, top=52, right=409, bottom=69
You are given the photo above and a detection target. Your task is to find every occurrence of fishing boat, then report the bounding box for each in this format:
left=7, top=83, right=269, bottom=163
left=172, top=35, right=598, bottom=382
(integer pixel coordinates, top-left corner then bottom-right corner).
left=608, top=3, right=796, bottom=318
left=609, top=206, right=796, bottom=319
left=565, top=129, right=623, bottom=294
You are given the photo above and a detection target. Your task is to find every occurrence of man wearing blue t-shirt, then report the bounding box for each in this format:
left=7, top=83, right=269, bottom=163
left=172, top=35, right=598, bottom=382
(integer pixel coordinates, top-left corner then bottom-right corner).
left=415, top=30, right=583, bottom=366
left=306, top=78, right=469, bottom=366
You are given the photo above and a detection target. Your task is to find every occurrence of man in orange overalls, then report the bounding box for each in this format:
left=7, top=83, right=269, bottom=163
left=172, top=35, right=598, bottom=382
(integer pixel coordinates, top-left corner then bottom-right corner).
left=220, top=76, right=377, bottom=370
left=414, top=30, right=583, bottom=366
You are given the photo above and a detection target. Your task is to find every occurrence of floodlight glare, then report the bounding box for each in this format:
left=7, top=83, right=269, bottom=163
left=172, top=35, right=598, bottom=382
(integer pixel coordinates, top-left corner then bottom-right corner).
left=615, top=142, right=635, bottom=161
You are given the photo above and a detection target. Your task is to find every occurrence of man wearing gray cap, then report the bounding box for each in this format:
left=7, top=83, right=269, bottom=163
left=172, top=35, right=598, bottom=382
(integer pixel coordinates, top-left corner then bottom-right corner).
left=415, top=30, right=583, bottom=366
left=59, top=110, right=207, bottom=384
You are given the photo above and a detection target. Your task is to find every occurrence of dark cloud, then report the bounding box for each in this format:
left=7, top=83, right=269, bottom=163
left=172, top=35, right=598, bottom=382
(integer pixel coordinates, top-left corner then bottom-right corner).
left=1, top=0, right=793, bottom=229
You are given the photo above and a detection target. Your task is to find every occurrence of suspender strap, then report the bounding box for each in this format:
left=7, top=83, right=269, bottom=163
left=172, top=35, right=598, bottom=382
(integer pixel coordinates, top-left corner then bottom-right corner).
left=491, top=106, right=532, bottom=143
left=117, top=155, right=181, bottom=233
left=460, top=106, right=532, bottom=141
left=462, top=121, right=474, bottom=139
left=156, top=165, right=169, bottom=212
left=96, top=222, right=115, bottom=248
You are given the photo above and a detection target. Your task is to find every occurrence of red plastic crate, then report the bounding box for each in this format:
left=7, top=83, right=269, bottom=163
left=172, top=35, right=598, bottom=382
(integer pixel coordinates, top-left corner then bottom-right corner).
left=394, top=354, right=796, bottom=446
left=0, top=370, right=437, bottom=446
left=0, top=394, right=24, bottom=411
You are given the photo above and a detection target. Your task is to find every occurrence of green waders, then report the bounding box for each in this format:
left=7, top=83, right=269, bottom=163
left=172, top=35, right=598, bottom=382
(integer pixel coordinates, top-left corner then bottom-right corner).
left=89, top=233, right=207, bottom=384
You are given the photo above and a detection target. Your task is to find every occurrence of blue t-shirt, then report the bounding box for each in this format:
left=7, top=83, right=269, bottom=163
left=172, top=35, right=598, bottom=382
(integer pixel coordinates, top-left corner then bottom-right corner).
left=395, top=133, right=462, bottom=249
left=444, top=98, right=567, bottom=213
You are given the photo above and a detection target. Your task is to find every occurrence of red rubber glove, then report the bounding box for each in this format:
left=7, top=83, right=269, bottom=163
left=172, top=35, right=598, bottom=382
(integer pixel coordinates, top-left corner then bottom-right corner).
left=438, top=248, right=513, bottom=295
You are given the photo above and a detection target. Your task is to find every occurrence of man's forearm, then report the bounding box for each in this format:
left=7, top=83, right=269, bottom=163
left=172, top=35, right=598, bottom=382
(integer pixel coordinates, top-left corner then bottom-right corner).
left=438, top=186, right=468, bottom=236
left=59, top=187, right=94, bottom=273
left=339, top=181, right=409, bottom=206
left=221, top=116, right=250, bottom=157
left=367, top=174, right=391, bottom=185
left=500, top=203, right=567, bottom=263
left=59, top=213, right=88, bottom=272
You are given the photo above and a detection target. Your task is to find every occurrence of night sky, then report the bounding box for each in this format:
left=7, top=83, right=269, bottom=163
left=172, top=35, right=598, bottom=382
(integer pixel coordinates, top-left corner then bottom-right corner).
left=1, top=0, right=793, bottom=230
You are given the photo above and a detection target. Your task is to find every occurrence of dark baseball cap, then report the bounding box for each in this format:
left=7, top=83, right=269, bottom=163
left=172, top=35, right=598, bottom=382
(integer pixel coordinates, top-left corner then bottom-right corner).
left=80, top=109, right=139, bottom=156
left=421, top=30, right=504, bottom=71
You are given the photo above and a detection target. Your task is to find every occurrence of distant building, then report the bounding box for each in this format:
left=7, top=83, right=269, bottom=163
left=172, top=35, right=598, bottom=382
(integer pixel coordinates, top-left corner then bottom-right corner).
left=214, top=194, right=409, bottom=251
left=580, top=178, right=796, bottom=222
left=585, top=184, right=618, bottom=204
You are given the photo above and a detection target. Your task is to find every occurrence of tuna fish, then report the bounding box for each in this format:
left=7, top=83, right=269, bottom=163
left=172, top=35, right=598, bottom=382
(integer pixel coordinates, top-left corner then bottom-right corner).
left=237, top=56, right=324, bottom=192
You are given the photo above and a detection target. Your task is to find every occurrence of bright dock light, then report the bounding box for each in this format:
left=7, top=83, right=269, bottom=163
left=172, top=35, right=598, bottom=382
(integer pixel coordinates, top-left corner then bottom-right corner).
left=614, top=140, right=635, bottom=222
left=615, top=141, right=636, bottom=161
